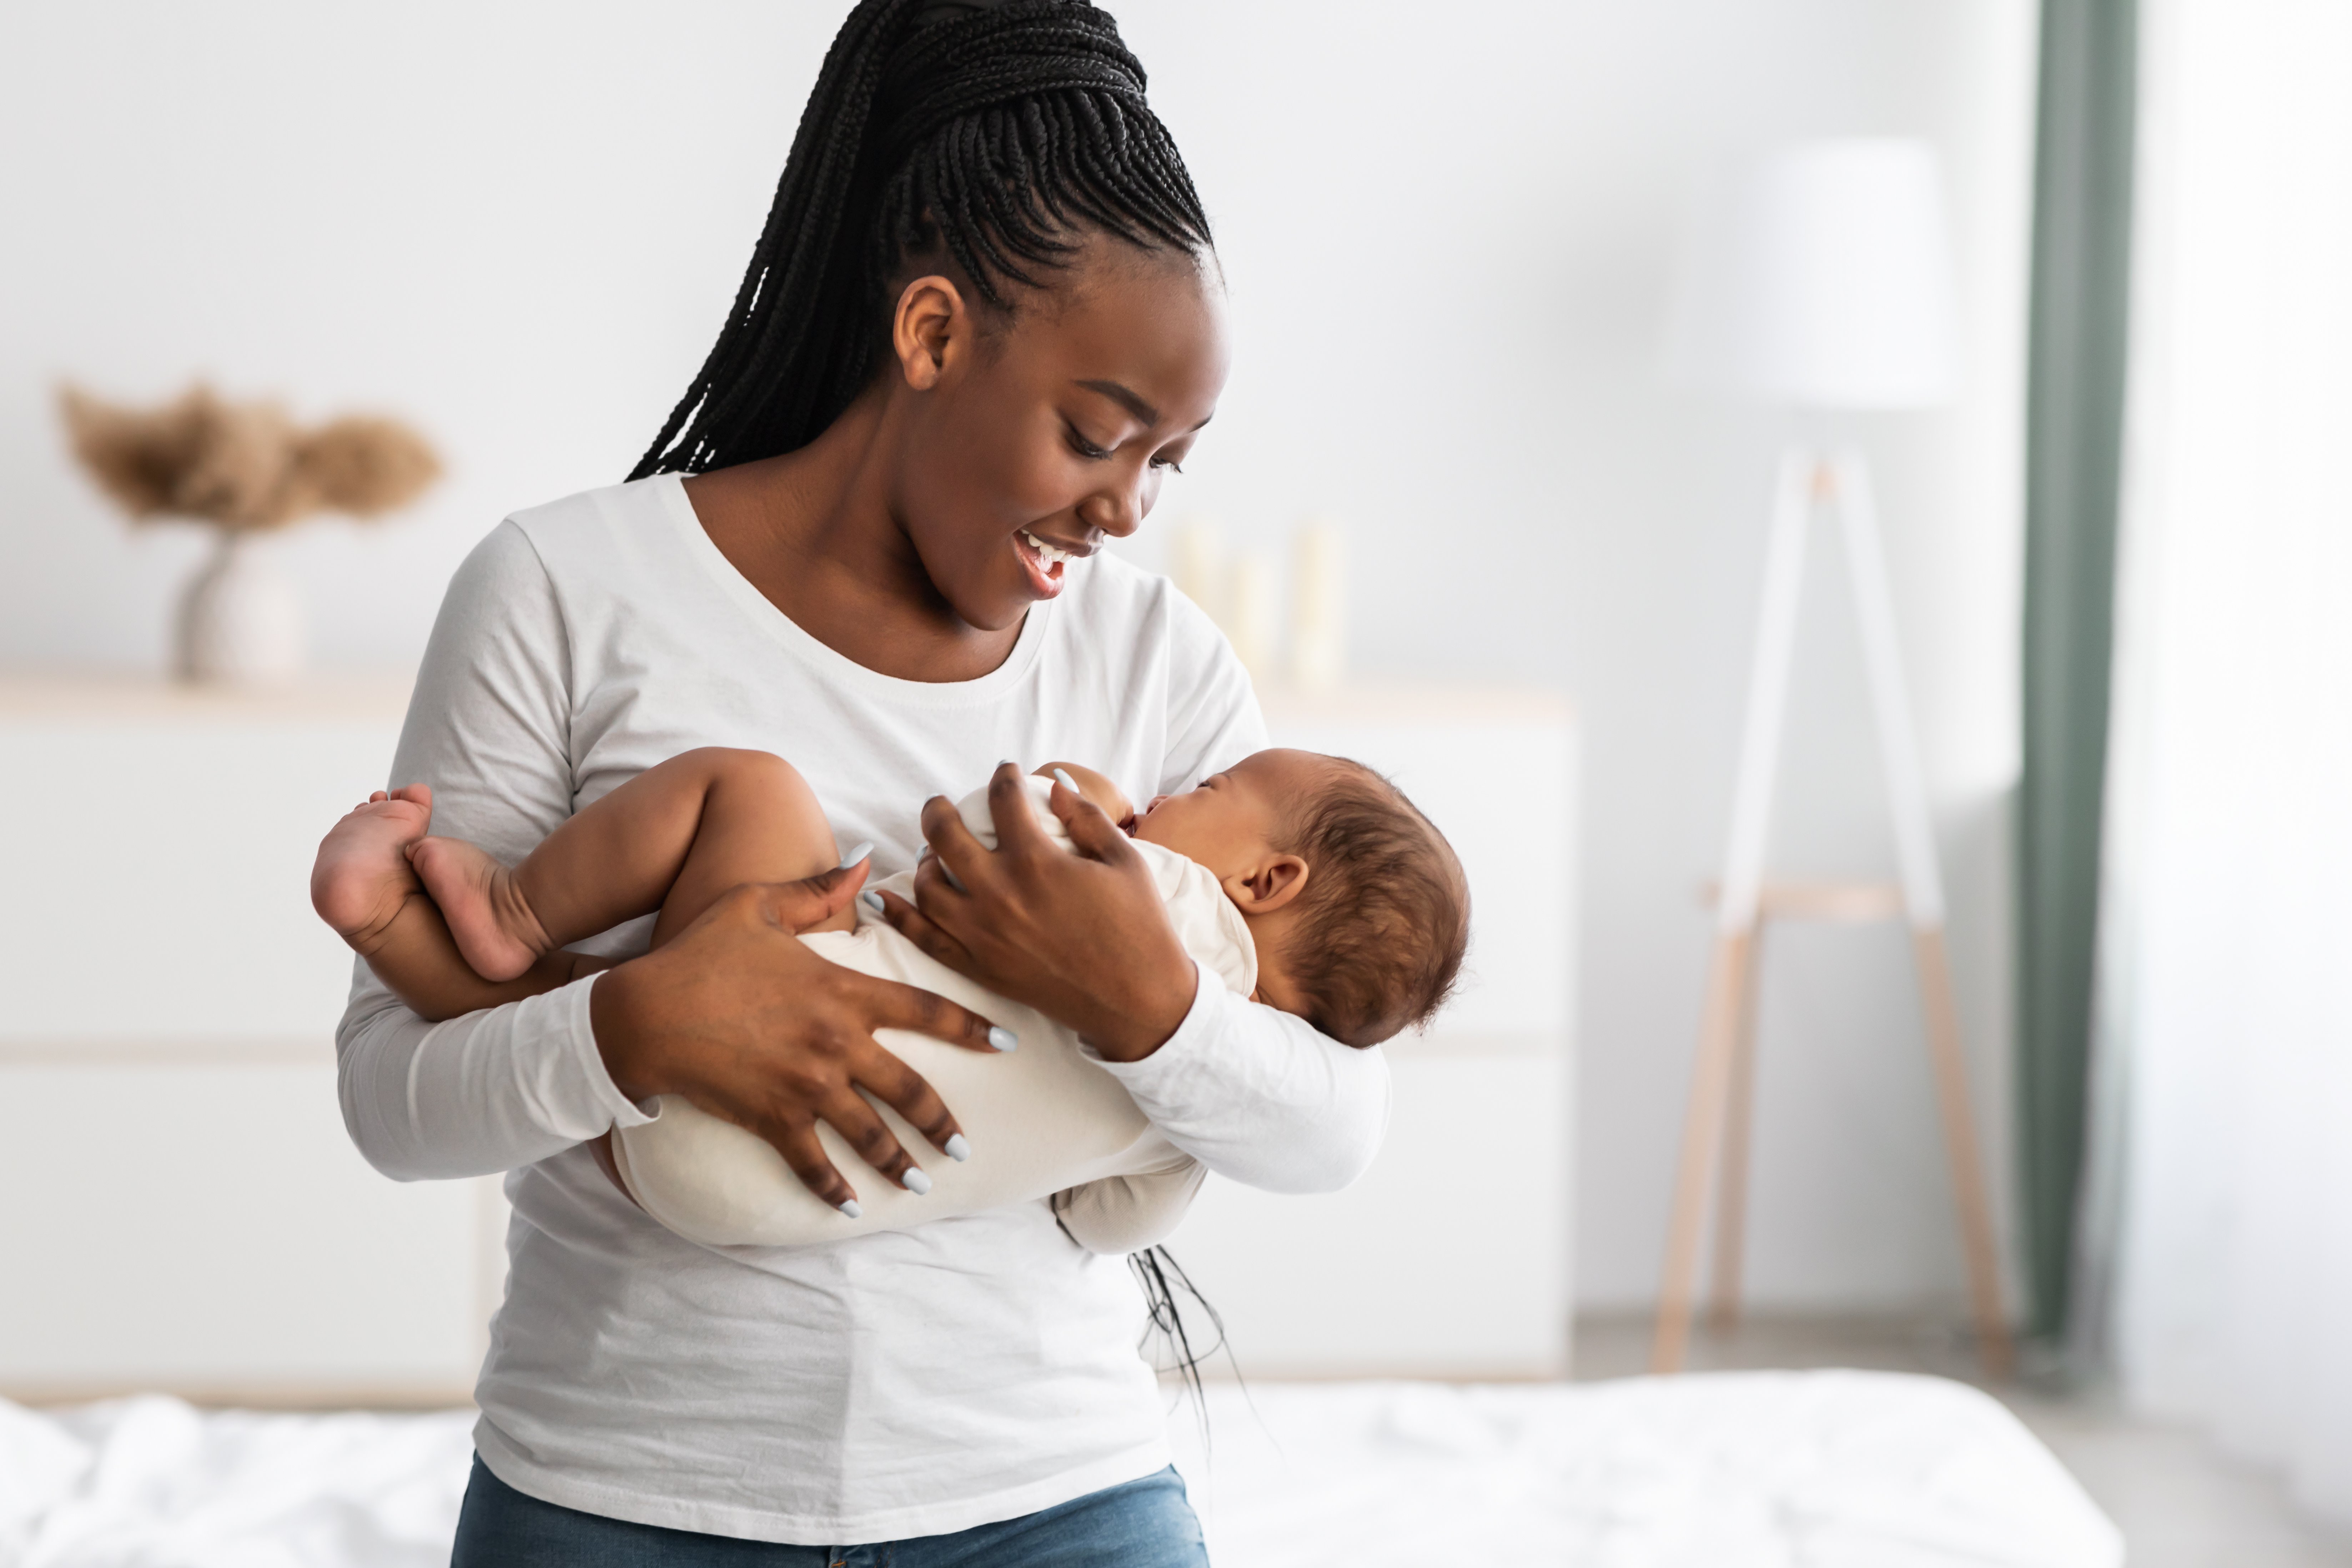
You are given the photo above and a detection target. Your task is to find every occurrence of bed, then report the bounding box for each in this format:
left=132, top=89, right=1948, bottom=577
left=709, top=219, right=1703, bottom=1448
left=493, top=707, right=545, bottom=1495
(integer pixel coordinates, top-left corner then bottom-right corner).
left=0, top=1371, right=2120, bottom=1567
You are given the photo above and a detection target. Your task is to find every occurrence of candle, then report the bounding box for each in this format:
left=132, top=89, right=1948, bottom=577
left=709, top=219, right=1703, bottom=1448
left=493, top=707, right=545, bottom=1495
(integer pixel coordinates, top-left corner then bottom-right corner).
left=1290, top=518, right=1345, bottom=690
left=1168, top=516, right=1225, bottom=623
left=1226, top=548, right=1278, bottom=683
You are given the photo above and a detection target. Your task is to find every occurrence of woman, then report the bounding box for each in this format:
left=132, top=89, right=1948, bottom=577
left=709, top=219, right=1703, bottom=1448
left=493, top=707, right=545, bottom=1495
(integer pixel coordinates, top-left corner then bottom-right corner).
left=337, top=1, right=1389, bottom=1561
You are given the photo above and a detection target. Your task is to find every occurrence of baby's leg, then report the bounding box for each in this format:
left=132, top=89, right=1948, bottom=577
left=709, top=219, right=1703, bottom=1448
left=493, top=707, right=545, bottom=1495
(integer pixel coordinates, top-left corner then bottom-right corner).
left=407, top=748, right=851, bottom=980
left=638, top=750, right=853, bottom=949
left=313, top=786, right=605, bottom=1022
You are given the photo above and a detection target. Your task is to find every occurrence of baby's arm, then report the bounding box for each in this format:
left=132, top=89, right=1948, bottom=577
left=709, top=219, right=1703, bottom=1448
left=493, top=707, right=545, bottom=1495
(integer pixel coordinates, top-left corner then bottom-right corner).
left=1034, top=761, right=1135, bottom=830
left=1052, top=1155, right=1208, bottom=1255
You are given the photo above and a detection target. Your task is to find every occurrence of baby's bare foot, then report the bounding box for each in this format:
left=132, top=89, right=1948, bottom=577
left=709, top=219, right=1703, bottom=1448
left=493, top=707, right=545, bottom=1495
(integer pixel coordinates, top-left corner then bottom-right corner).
left=407, top=834, right=552, bottom=982
left=312, top=786, right=435, bottom=954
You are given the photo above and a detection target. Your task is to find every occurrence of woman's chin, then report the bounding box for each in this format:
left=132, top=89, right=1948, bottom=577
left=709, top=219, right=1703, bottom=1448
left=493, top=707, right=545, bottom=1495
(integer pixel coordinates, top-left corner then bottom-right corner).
left=955, top=568, right=1065, bottom=631
left=950, top=588, right=1041, bottom=635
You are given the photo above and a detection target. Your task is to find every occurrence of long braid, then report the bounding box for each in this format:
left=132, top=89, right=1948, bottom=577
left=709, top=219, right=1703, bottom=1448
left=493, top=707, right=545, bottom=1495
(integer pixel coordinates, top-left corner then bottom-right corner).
left=630, top=0, right=1212, bottom=479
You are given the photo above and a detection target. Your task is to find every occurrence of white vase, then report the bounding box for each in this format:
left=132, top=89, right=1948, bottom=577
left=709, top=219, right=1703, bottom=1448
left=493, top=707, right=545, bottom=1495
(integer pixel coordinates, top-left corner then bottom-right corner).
left=177, top=532, right=305, bottom=686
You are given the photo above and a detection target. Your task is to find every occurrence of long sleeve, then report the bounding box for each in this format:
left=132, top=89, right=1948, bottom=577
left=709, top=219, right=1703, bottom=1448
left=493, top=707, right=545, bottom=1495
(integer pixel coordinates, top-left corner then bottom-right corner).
left=335, top=521, right=653, bottom=1182
left=1086, top=962, right=1391, bottom=1195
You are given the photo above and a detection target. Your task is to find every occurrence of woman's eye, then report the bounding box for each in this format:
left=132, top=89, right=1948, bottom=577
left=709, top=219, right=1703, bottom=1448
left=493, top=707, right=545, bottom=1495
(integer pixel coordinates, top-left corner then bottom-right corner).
left=1065, top=422, right=1185, bottom=473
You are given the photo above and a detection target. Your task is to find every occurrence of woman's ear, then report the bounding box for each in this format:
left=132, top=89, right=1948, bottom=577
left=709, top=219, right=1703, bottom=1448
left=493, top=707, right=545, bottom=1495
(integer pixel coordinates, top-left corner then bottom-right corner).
left=893, top=275, right=968, bottom=391
left=1224, top=854, right=1310, bottom=914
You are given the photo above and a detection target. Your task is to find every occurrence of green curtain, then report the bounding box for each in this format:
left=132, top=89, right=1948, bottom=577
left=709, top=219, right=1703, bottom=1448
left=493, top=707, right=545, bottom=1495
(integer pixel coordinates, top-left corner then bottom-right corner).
left=2019, top=0, right=2137, bottom=1342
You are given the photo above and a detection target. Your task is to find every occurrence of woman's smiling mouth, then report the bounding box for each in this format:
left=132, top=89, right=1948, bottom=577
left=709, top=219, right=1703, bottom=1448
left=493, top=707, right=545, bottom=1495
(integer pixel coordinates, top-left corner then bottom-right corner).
left=1014, top=529, right=1082, bottom=596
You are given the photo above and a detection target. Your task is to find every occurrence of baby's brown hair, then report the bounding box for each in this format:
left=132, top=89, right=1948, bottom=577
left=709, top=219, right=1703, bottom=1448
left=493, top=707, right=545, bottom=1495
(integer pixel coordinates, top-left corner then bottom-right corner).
left=1276, top=760, right=1471, bottom=1047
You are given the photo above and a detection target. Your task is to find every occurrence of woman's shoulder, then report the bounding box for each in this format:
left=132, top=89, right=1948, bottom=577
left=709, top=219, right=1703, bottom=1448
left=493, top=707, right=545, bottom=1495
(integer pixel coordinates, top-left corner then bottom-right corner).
left=427, top=476, right=735, bottom=689
left=501, top=475, right=683, bottom=570
left=447, top=476, right=719, bottom=635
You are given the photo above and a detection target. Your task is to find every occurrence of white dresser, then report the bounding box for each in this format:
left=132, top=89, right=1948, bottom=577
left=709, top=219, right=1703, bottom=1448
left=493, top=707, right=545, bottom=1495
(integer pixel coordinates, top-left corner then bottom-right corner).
left=0, top=675, right=496, bottom=1404
left=0, top=677, right=1574, bottom=1400
left=1167, top=687, right=1578, bottom=1378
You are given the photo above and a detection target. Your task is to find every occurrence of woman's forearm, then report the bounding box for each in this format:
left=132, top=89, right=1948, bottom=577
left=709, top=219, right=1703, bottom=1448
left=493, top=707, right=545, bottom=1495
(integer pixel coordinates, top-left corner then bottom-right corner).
left=336, top=964, right=654, bottom=1182
left=1087, top=964, right=1392, bottom=1195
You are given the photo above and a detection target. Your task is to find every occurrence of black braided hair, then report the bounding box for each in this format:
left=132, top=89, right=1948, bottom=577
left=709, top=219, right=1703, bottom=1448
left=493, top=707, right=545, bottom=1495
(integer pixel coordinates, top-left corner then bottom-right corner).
left=629, top=0, right=1213, bottom=479
left=1131, top=1244, right=1244, bottom=1456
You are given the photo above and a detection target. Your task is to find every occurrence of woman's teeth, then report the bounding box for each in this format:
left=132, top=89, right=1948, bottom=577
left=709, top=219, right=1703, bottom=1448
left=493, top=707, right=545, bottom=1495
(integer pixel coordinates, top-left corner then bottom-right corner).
left=1021, top=530, right=1074, bottom=568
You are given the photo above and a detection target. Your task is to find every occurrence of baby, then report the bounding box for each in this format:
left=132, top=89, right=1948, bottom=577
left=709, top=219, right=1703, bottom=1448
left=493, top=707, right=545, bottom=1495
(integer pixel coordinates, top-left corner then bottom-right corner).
left=313, top=747, right=1468, bottom=1254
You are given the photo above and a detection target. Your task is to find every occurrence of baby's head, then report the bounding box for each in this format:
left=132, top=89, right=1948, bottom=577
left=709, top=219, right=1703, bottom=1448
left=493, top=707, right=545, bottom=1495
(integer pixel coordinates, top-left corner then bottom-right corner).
left=1134, top=749, right=1469, bottom=1047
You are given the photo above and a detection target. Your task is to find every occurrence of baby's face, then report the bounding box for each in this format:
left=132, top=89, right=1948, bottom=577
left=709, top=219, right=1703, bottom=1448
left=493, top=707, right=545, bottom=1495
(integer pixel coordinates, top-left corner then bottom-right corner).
left=1131, top=748, right=1327, bottom=877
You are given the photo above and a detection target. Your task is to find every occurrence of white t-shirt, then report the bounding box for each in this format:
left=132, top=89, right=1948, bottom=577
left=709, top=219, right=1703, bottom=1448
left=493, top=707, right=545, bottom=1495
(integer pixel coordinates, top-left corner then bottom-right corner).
left=333, top=475, right=1392, bottom=1543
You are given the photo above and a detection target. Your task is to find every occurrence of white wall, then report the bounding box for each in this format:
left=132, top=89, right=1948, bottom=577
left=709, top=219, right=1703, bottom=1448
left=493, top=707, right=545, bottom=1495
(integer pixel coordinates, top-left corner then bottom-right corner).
left=0, top=2, right=2035, bottom=1316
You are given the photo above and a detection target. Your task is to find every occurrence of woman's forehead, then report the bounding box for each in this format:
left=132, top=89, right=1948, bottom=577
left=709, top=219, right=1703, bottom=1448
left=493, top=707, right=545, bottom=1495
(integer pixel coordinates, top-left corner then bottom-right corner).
left=1016, top=249, right=1228, bottom=414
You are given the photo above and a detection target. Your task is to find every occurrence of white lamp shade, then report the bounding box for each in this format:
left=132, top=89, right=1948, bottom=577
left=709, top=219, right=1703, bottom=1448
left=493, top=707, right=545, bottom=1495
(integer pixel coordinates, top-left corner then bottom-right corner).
left=1663, top=139, right=1960, bottom=410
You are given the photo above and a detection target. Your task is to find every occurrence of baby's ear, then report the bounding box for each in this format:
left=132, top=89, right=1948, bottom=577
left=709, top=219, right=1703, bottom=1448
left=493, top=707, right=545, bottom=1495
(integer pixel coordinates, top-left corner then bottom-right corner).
left=1226, top=853, right=1310, bottom=914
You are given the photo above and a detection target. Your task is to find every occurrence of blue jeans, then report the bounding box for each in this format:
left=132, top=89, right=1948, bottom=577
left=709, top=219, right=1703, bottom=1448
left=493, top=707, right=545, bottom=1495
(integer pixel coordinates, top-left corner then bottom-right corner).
left=449, top=1457, right=1208, bottom=1567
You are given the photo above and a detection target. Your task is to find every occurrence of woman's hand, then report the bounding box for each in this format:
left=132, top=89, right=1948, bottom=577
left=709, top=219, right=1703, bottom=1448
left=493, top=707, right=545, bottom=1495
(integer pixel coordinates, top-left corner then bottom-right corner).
left=588, top=863, right=1009, bottom=1211
left=874, top=764, right=1197, bottom=1062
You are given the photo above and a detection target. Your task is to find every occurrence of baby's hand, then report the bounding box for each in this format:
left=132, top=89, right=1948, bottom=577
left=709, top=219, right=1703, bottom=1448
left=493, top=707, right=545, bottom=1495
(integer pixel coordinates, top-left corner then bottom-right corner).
left=1034, top=762, right=1134, bottom=833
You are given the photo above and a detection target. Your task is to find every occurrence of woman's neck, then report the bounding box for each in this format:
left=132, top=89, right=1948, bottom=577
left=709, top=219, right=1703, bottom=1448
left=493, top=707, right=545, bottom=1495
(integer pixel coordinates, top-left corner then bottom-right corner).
left=680, top=397, right=1025, bottom=684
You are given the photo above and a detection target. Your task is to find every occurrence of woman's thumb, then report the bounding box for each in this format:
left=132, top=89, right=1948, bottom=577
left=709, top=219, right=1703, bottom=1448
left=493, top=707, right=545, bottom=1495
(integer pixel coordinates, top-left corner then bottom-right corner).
left=759, top=856, right=871, bottom=932
left=1050, top=777, right=1137, bottom=865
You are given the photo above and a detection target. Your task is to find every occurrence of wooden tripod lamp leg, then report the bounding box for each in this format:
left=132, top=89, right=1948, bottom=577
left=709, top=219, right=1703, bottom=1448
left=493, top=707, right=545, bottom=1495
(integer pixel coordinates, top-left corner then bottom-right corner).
left=1915, top=926, right=2015, bottom=1378
left=1708, top=928, right=1766, bottom=1333
left=1653, top=927, right=1753, bottom=1373
left=1833, top=453, right=2013, bottom=1377
left=1656, top=448, right=1816, bottom=1374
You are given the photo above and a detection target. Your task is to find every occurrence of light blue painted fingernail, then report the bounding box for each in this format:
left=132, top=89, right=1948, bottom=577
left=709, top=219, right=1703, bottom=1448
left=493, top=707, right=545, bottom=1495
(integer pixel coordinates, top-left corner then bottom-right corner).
left=988, top=1026, right=1019, bottom=1052
left=902, top=1167, right=933, bottom=1196
left=1053, top=767, right=1079, bottom=793
left=838, top=1199, right=862, bottom=1219
left=860, top=890, right=885, bottom=913
left=944, top=1133, right=971, bottom=1162
left=838, top=840, right=874, bottom=869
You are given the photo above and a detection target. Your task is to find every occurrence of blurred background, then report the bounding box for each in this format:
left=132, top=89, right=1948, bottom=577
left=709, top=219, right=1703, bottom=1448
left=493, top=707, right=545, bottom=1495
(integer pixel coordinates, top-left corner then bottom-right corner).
left=3, top=2, right=2347, bottom=1565
left=1, top=0, right=2030, bottom=1321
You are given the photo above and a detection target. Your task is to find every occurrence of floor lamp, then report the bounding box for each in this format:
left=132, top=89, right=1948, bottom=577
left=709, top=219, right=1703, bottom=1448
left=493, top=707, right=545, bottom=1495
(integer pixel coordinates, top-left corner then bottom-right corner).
left=1652, top=141, right=2012, bottom=1377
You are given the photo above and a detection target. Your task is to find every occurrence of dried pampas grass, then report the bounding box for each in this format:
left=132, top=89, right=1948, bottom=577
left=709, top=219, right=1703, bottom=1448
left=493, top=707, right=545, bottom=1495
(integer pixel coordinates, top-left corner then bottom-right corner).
left=60, top=383, right=440, bottom=532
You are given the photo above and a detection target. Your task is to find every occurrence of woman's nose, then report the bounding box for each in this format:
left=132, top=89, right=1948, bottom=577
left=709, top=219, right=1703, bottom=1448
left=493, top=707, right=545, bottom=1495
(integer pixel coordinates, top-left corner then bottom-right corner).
left=1079, top=469, right=1150, bottom=538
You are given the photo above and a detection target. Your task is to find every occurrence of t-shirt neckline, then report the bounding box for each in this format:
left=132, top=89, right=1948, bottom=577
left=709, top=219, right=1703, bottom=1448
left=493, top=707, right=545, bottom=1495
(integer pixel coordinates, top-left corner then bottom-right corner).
left=655, top=473, right=1052, bottom=708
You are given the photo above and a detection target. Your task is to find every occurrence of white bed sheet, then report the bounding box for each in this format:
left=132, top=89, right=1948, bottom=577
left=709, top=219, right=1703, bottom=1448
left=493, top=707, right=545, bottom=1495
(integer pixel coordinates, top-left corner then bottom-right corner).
left=0, top=1371, right=2119, bottom=1567
left=1169, top=1373, right=2123, bottom=1568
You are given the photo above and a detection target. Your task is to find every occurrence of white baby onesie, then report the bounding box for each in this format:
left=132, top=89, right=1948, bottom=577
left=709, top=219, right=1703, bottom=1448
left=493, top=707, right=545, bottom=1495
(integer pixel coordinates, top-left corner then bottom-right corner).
left=610, top=777, right=1253, bottom=1255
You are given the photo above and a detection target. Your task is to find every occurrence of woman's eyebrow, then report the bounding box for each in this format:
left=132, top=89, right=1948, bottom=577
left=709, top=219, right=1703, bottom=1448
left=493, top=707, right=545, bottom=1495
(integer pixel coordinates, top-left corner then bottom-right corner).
left=1074, top=378, right=1160, bottom=425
